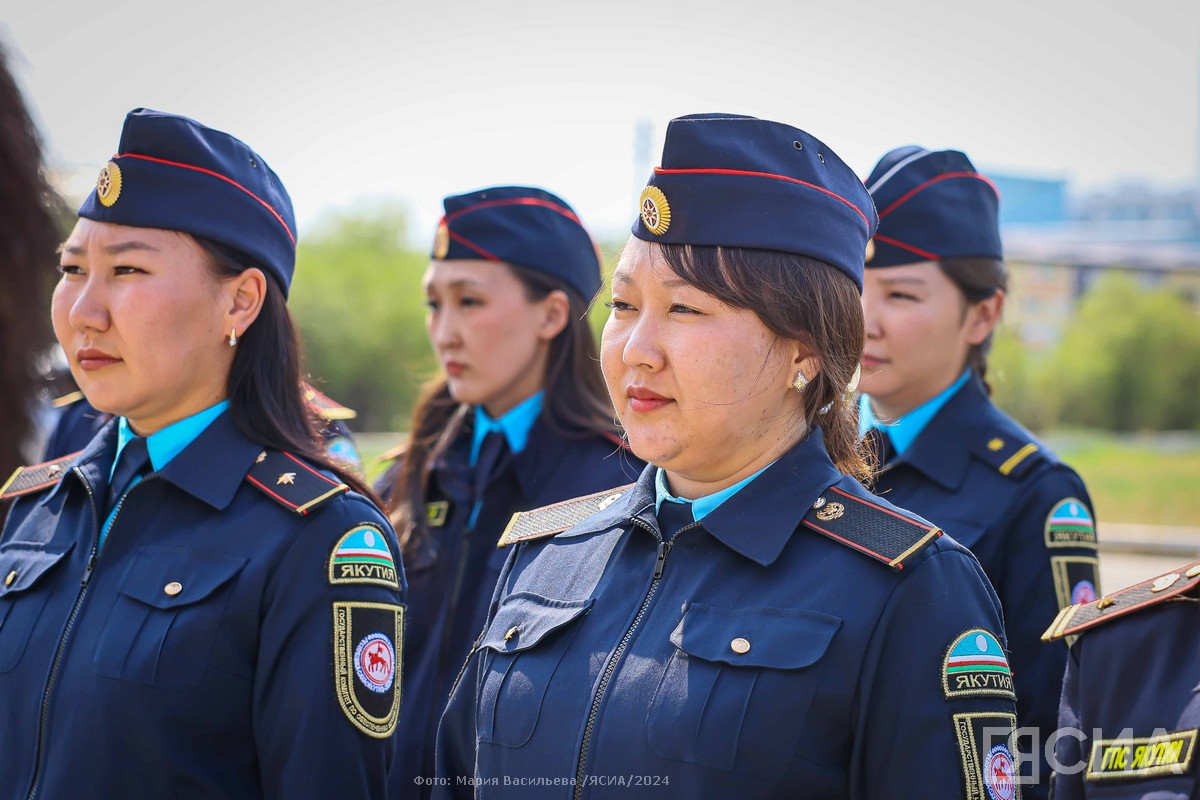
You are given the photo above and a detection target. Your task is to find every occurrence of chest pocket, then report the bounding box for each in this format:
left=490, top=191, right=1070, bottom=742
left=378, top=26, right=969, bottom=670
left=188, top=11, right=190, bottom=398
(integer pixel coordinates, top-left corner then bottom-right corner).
left=0, top=541, right=75, bottom=673
left=93, top=546, right=247, bottom=691
left=476, top=591, right=593, bottom=747
left=647, top=603, right=842, bottom=778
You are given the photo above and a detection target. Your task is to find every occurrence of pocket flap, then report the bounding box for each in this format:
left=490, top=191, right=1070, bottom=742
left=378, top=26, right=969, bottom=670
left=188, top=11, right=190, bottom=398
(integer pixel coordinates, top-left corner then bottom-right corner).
left=670, top=603, right=842, bottom=669
left=479, top=592, right=593, bottom=654
left=0, top=542, right=75, bottom=598
left=118, top=546, right=247, bottom=609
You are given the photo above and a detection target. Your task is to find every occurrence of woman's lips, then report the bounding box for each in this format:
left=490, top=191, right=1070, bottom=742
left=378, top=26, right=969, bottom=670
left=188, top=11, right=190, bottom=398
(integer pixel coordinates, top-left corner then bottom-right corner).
left=861, top=355, right=886, bottom=371
left=627, top=387, right=672, bottom=413
left=444, top=361, right=465, bottom=377
left=76, top=348, right=119, bottom=371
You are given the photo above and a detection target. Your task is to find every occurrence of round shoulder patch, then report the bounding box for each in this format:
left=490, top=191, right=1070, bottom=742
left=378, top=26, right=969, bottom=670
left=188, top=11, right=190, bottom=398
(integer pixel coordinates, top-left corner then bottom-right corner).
left=328, top=522, right=399, bottom=589
left=983, top=743, right=1017, bottom=800
left=942, top=628, right=1015, bottom=700
left=1044, top=497, right=1097, bottom=548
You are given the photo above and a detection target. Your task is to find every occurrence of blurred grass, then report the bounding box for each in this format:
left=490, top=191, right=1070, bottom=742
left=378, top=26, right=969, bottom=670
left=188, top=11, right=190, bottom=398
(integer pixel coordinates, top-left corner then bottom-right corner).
left=352, top=429, right=1200, bottom=528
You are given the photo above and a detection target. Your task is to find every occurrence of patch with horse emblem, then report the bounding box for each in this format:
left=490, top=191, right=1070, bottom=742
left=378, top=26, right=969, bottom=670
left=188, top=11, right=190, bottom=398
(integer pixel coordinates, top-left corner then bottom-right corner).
left=333, top=601, right=403, bottom=738
left=329, top=523, right=400, bottom=589
left=943, top=629, right=1015, bottom=700
left=952, top=712, right=1020, bottom=800
left=1044, top=498, right=1097, bottom=548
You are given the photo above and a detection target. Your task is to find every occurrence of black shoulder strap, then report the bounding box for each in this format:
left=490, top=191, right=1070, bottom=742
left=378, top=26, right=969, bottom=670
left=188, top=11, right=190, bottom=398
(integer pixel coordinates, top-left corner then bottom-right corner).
left=802, top=485, right=942, bottom=571
left=245, top=449, right=348, bottom=515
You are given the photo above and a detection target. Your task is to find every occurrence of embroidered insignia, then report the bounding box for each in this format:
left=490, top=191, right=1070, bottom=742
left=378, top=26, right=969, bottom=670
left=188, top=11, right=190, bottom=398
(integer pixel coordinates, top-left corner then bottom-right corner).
left=498, top=483, right=635, bottom=548
left=987, top=437, right=1004, bottom=451
left=425, top=500, right=449, bottom=528
left=801, top=485, right=942, bottom=571
left=639, top=186, right=671, bottom=235
left=329, top=523, right=400, bottom=589
left=1044, top=498, right=1097, bottom=548
left=245, top=450, right=348, bottom=515
left=865, top=238, right=875, bottom=263
left=943, top=629, right=1015, bottom=700
left=815, top=502, right=844, bottom=521
left=433, top=220, right=450, bottom=259
left=96, top=160, right=122, bottom=207
left=333, top=601, right=403, bottom=738
left=0, top=451, right=81, bottom=500
left=1086, top=729, right=1197, bottom=781
left=1042, top=559, right=1200, bottom=641
left=1050, top=555, right=1101, bottom=613
left=953, top=712, right=1020, bottom=800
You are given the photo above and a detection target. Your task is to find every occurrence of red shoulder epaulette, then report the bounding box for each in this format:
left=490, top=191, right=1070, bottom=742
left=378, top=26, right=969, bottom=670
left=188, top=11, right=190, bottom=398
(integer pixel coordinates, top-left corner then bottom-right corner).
left=245, top=449, right=348, bottom=515
left=802, top=485, right=942, bottom=571
left=0, top=452, right=81, bottom=500
left=1042, top=560, right=1200, bottom=641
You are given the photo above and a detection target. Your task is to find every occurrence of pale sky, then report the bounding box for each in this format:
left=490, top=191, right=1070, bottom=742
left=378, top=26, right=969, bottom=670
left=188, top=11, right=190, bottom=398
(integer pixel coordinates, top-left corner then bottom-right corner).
left=4, top=0, right=1199, bottom=245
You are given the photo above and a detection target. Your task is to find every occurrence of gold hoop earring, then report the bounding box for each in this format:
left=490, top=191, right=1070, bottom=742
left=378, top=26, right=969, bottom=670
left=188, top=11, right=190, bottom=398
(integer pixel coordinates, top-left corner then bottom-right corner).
left=227, top=328, right=238, bottom=347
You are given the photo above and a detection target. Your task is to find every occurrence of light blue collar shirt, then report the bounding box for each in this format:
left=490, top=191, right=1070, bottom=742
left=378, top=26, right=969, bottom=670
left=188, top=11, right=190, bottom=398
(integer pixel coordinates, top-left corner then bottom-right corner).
left=858, top=370, right=971, bottom=456
left=469, top=391, right=544, bottom=467
left=654, top=461, right=774, bottom=523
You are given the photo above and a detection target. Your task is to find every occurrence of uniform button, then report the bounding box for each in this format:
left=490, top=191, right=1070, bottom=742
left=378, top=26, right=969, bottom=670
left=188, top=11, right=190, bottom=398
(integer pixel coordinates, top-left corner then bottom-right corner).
left=730, top=637, right=751, bottom=654
left=1187, top=565, right=1200, bottom=579
left=5, top=569, right=15, bottom=587
left=164, top=581, right=183, bottom=596
left=504, top=625, right=519, bottom=642
left=1151, top=573, right=1181, bottom=593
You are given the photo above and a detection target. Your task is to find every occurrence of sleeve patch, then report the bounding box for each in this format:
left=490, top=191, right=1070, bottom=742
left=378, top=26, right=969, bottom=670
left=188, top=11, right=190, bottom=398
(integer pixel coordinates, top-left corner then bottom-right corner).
left=943, top=629, right=1016, bottom=701
left=953, top=712, right=1021, bottom=800
left=1051, top=555, right=1101, bottom=610
left=333, top=601, right=404, bottom=738
left=1086, top=729, right=1197, bottom=781
left=328, top=523, right=400, bottom=589
left=1044, top=498, right=1097, bottom=548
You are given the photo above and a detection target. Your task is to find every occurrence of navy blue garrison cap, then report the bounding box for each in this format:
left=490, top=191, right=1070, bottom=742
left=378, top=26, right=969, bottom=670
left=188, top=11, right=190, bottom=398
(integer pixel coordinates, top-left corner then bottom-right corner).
left=631, top=113, right=877, bottom=289
left=432, top=186, right=601, bottom=301
left=78, top=108, right=298, bottom=296
left=864, top=146, right=1002, bottom=267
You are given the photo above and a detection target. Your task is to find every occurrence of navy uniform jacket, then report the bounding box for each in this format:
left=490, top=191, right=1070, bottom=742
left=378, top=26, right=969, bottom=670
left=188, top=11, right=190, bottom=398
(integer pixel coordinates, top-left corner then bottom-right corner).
left=379, top=416, right=644, bottom=796
left=870, top=375, right=1099, bottom=797
left=0, top=412, right=406, bottom=799
left=1045, top=562, right=1200, bottom=799
left=436, top=429, right=1020, bottom=799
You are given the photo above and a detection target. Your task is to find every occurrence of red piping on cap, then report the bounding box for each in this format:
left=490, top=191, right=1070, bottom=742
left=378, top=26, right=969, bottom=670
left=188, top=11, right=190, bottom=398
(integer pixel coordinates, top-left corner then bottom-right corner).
left=447, top=230, right=501, bottom=262
left=445, top=197, right=582, bottom=225
left=872, top=234, right=939, bottom=261
left=877, top=171, right=999, bottom=220
left=653, top=167, right=870, bottom=228
left=115, top=152, right=295, bottom=243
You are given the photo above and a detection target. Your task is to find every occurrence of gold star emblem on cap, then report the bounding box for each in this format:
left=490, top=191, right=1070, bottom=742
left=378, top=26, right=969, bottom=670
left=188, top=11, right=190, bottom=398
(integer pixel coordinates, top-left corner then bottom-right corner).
left=277, top=472, right=296, bottom=485
left=639, top=186, right=671, bottom=236
left=433, top=220, right=450, bottom=259
left=96, top=160, right=122, bottom=207
left=987, top=438, right=1005, bottom=451
left=865, top=238, right=875, bottom=263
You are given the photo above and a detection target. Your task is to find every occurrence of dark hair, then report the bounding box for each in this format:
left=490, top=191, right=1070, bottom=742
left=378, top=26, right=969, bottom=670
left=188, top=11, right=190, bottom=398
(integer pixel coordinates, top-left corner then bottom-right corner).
left=0, top=41, right=64, bottom=495
left=655, top=243, right=871, bottom=483
left=936, top=257, right=1008, bottom=395
left=388, top=263, right=619, bottom=557
left=195, top=237, right=377, bottom=501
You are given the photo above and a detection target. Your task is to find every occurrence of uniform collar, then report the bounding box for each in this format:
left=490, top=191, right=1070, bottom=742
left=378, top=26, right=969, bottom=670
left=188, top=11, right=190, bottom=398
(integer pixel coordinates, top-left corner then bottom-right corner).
left=859, top=369, right=971, bottom=455
left=469, top=392, right=544, bottom=466
left=113, top=400, right=231, bottom=477
left=571, top=428, right=841, bottom=567
left=653, top=462, right=772, bottom=521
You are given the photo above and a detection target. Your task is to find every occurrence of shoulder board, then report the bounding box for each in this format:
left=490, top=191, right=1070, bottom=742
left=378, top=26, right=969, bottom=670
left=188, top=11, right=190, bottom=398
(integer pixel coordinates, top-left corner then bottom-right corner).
left=802, top=485, right=942, bottom=571
left=303, top=384, right=357, bottom=421
left=1, top=452, right=81, bottom=500
left=498, top=484, right=635, bottom=548
left=51, top=390, right=86, bottom=409
left=1042, top=560, right=1200, bottom=641
left=245, top=449, right=349, bottom=515
left=973, top=432, right=1045, bottom=479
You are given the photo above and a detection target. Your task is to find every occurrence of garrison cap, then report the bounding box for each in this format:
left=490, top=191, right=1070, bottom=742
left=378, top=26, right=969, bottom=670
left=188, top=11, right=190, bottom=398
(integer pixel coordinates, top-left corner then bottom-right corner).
left=432, top=186, right=602, bottom=301
left=865, top=146, right=1002, bottom=267
left=78, top=108, right=298, bottom=295
left=631, top=113, right=877, bottom=290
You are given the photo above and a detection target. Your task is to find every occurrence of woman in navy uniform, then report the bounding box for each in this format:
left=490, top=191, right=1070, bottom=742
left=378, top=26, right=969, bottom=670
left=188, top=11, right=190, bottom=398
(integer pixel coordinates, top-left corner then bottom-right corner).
left=858, top=146, right=1100, bottom=798
left=435, top=114, right=1019, bottom=799
left=0, top=109, right=405, bottom=798
left=379, top=186, right=643, bottom=795
left=1044, top=562, right=1200, bottom=798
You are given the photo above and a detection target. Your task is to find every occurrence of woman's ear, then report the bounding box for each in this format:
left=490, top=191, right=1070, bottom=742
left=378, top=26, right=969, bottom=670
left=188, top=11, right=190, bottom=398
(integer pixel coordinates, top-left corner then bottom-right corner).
left=965, top=289, right=1005, bottom=346
left=225, top=267, right=267, bottom=340
left=536, top=289, right=571, bottom=342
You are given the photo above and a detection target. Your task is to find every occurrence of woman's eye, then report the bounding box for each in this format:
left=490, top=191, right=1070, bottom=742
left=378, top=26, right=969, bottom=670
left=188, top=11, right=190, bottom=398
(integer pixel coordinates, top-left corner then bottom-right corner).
left=605, top=300, right=635, bottom=312
left=459, top=297, right=482, bottom=308
left=424, top=299, right=440, bottom=311
left=113, top=265, right=144, bottom=276
left=669, top=303, right=700, bottom=315
left=57, top=263, right=83, bottom=276
left=890, top=292, right=918, bottom=302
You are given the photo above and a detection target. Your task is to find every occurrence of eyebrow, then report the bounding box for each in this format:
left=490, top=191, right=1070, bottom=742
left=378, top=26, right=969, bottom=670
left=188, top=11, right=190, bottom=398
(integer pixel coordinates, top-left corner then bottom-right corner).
left=61, top=241, right=163, bottom=257
left=876, top=276, right=927, bottom=286
left=612, top=271, right=689, bottom=289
